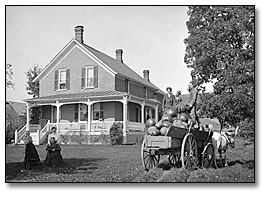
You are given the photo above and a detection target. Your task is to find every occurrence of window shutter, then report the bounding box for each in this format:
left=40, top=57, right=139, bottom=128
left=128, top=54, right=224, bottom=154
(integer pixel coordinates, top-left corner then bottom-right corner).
left=66, top=69, right=70, bottom=90
left=94, top=66, right=98, bottom=88
left=81, top=68, right=85, bottom=89
left=54, top=70, right=59, bottom=90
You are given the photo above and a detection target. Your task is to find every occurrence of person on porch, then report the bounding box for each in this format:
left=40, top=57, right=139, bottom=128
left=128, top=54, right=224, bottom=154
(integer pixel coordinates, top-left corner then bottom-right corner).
left=162, top=87, right=176, bottom=111
left=47, top=127, right=60, bottom=145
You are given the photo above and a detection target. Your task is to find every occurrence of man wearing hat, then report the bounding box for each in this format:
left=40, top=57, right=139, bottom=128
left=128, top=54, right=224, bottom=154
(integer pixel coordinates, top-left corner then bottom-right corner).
left=162, top=87, right=176, bottom=111
left=47, top=127, right=61, bottom=145
left=187, top=82, right=200, bottom=128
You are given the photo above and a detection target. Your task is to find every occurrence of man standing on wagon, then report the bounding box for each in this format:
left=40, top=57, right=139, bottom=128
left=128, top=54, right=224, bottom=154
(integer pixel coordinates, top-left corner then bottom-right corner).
left=162, top=87, right=176, bottom=111
left=187, top=82, right=200, bottom=129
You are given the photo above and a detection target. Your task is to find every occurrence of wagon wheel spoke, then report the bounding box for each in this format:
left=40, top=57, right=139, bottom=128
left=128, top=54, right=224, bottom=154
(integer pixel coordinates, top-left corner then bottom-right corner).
left=168, top=155, right=181, bottom=167
left=141, top=136, right=160, bottom=171
left=202, top=143, right=215, bottom=169
left=181, top=133, right=197, bottom=170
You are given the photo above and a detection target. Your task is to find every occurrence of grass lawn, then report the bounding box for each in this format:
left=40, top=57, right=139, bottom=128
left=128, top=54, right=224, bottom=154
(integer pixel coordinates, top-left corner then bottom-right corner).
left=5, top=137, right=254, bottom=183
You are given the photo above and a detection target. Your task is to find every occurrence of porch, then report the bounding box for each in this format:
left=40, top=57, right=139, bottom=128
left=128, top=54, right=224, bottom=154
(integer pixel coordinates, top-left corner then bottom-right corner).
left=21, top=92, right=161, bottom=145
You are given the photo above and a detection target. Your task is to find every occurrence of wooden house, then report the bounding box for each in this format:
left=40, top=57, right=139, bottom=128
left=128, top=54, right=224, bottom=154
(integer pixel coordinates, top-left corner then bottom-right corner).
left=20, top=26, right=164, bottom=145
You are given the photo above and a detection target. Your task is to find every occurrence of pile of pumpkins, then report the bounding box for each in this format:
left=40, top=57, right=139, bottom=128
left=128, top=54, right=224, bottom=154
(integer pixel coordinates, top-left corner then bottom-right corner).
left=145, top=107, right=193, bottom=136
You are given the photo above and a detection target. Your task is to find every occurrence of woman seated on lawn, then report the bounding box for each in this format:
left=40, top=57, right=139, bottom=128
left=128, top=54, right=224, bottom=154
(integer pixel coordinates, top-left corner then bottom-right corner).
left=24, top=134, right=41, bottom=169
left=45, top=137, right=63, bottom=167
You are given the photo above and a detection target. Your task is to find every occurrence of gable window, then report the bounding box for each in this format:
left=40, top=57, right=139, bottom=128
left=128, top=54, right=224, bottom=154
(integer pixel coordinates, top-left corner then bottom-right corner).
left=54, top=69, right=70, bottom=91
left=59, top=70, right=66, bottom=89
left=86, top=67, right=94, bottom=88
left=81, top=66, right=98, bottom=89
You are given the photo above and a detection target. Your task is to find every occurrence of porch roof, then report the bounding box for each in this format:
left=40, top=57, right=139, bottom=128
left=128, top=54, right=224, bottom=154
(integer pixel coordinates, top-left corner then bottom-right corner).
left=24, top=90, right=127, bottom=103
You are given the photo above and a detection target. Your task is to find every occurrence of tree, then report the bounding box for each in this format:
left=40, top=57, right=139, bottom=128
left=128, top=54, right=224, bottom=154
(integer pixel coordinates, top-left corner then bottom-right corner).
left=25, top=64, right=43, bottom=98
left=184, top=6, right=254, bottom=129
left=6, top=64, right=15, bottom=89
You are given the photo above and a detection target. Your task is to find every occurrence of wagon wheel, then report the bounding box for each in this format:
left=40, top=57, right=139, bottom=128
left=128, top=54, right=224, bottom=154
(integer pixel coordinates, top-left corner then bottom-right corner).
left=201, top=143, right=215, bottom=169
left=181, top=133, right=198, bottom=170
left=168, top=155, right=181, bottom=167
left=141, top=136, right=160, bottom=171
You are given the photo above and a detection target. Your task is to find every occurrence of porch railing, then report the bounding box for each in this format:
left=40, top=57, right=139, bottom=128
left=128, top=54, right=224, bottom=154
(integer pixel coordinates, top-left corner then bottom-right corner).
left=127, top=122, right=145, bottom=131
left=39, top=121, right=51, bottom=145
left=50, top=121, right=144, bottom=133
left=15, top=124, right=27, bottom=144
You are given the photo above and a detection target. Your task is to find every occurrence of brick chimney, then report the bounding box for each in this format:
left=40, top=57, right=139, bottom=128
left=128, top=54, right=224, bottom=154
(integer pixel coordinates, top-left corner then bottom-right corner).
left=115, top=49, right=123, bottom=63
left=74, top=25, right=84, bottom=43
left=143, top=70, right=150, bottom=81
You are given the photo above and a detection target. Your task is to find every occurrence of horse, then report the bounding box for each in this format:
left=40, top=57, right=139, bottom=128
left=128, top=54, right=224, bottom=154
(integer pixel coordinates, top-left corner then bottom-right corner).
left=212, top=131, right=235, bottom=167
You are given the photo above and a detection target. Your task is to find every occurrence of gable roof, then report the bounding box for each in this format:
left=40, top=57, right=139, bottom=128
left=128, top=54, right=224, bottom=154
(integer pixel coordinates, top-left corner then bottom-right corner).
left=34, top=39, right=164, bottom=94
left=6, top=101, right=26, bottom=116
left=82, top=44, right=162, bottom=92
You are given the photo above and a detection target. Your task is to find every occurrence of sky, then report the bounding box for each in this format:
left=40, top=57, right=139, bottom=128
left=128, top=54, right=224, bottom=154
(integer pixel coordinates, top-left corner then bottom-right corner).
left=5, top=5, right=202, bottom=102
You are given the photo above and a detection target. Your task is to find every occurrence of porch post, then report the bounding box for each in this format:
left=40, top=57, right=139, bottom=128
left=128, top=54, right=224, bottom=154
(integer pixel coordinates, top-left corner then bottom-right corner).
left=14, top=130, right=18, bottom=144
left=155, top=105, right=159, bottom=123
left=56, top=101, right=60, bottom=132
left=122, top=96, right=128, bottom=144
left=26, top=103, right=30, bottom=131
left=141, top=101, right=145, bottom=124
left=87, top=99, right=94, bottom=132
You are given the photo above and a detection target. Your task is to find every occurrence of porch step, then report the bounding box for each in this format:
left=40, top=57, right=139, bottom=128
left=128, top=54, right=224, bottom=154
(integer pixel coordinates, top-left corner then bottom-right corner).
left=28, top=124, right=40, bottom=131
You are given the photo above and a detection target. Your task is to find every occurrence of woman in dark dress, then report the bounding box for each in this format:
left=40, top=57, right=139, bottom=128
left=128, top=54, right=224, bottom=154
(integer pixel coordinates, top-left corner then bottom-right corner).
left=45, top=137, right=63, bottom=167
left=24, top=134, right=41, bottom=169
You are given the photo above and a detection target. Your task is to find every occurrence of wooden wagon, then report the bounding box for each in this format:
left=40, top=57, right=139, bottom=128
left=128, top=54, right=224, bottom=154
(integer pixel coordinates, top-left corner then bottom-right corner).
left=141, top=125, right=215, bottom=171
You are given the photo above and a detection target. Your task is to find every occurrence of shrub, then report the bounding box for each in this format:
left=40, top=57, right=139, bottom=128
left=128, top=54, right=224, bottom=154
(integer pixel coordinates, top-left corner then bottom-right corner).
left=238, top=118, right=254, bottom=142
left=109, top=122, right=123, bottom=145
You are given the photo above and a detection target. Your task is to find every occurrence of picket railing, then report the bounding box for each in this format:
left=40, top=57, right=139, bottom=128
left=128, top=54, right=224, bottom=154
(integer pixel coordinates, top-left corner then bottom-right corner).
left=39, top=121, right=51, bottom=145
left=15, top=124, right=27, bottom=144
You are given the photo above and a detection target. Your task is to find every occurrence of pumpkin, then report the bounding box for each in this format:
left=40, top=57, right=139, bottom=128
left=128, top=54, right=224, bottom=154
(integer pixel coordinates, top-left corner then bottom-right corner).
left=160, top=127, right=168, bottom=136
left=147, top=126, right=157, bottom=135
left=145, top=118, right=156, bottom=127
left=172, top=119, right=183, bottom=127
left=161, top=115, right=173, bottom=123
left=162, top=121, right=172, bottom=128
left=155, top=121, right=163, bottom=130
left=152, top=129, right=160, bottom=136
left=163, top=108, right=176, bottom=117
left=179, top=113, right=191, bottom=123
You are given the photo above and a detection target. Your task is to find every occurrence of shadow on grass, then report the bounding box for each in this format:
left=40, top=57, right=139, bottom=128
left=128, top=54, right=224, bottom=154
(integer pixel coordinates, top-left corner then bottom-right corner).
left=227, top=159, right=254, bottom=169
left=6, top=157, right=106, bottom=182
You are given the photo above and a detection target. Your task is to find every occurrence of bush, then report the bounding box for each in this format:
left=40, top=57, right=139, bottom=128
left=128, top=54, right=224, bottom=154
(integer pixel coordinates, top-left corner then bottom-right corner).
left=238, top=118, right=254, bottom=142
left=109, top=122, right=123, bottom=145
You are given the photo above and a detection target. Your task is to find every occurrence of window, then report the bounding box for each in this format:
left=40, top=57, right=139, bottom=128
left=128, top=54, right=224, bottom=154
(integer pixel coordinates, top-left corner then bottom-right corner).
left=79, top=104, right=88, bottom=122
left=93, top=103, right=104, bottom=121
left=59, top=70, right=66, bottom=89
left=144, top=106, right=155, bottom=122
left=143, top=87, right=147, bottom=99
left=81, top=66, right=98, bottom=89
left=125, top=79, right=129, bottom=93
left=54, top=69, right=70, bottom=90
left=154, top=93, right=158, bottom=100
left=74, top=104, right=88, bottom=122
left=86, top=67, right=94, bottom=88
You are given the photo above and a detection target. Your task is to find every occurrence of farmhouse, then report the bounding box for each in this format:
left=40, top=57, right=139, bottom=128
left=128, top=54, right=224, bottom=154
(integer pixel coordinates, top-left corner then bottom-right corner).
left=19, top=26, right=164, bottom=145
